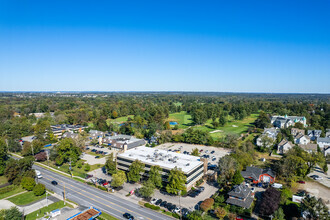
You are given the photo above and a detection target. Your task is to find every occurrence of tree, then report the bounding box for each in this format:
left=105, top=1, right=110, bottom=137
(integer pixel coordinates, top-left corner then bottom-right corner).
left=301, top=195, right=329, bottom=220
left=84, top=163, right=90, bottom=171
left=105, top=153, right=117, bottom=175
left=127, top=160, right=145, bottom=183
left=21, top=177, right=36, bottom=191
left=148, top=165, right=162, bottom=188
left=139, top=181, right=155, bottom=198
left=259, top=188, right=281, bottom=216
left=259, top=136, right=274, bottom=151
left=254, top=111, right=270, bottom=128
left=187, top=210, right=203, bottom=220
left=232, top=170, right=244, bottom=185
left=33, top=183, right=46, bottom=196
left=191, top=148, right=200, bottom=156
left=0, top=138, right=8, bottom=175
left=55, top=138, right=81, bottom=165
left=2, top=207, right=22, bottom=220
left=214, top=207, right=227, bottom=219
left=166, top=167, right=186, bottom=195
left=34, top=151, right=47, bottom=161
left=273, top=207, right=285, bottom=220
left=219, top=113, right=227, bottom=127
left=111, top=170, right=127, bottom=188
left=217, top=155, right=237, bottom=186
left=200, top=198, right=214, bottom=212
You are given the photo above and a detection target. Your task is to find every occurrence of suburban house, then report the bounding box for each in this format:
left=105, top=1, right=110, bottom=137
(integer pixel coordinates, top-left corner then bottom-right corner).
left=298, top=144, right=318, bottom=154
left=294, top=133, right=310, bottom=145
left=102, top=134, right=145, bottom=151
left=62, top=131, right=79, bottom=139
left=317, top=137, right=330, bottom=150
left=241, top=166, right=276, bottom=184
left=256, top=127, right=279, bottom=148
left=291, top=128, right=305, bottom=136
left=326, top=129, right=330, bottom=138
left=226, top=184, right=253, bottom=208
left=307, top=130, right=322, bottom=141
left=277, top=139, right=294, bottom=154
left=271, top=115, right=306, bottom=129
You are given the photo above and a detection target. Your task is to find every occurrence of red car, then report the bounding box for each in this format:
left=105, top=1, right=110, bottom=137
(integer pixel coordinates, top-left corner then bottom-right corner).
left=297, top=180, right=305, bottom=184
left=199, top=149, right=203, bottom=152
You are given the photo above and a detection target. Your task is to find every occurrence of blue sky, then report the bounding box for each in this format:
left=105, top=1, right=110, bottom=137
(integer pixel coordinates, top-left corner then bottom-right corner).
left=0, top=0, right=329, bottom=93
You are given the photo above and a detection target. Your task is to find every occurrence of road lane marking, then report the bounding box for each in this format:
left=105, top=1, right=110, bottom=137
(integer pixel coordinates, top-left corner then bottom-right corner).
left=42, top=175, right=154, bottom=220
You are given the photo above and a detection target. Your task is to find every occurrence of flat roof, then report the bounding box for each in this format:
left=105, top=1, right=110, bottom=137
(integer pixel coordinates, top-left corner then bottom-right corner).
left=117, top=146, right=203, bottom=173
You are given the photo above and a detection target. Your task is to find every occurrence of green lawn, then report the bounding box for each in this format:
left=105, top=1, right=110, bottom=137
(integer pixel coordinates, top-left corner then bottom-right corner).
left=0, top=186, right=25, bottom=200
left=8, top=191, right=46, bottom=206
left=167, top=111, right=193, bottom=129
left=86, top=150, right=106, bottom=158
left=97, top=212, right=119, bottom=220
left=107, top=115, right=134, bottom=124
left=25, top=201, right=68, bottom=220
left=195, top=113, right=259, bottom=139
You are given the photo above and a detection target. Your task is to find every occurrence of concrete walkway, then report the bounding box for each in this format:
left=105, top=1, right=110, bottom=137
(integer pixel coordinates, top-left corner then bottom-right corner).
left=20, top=196, right=58, bottom=215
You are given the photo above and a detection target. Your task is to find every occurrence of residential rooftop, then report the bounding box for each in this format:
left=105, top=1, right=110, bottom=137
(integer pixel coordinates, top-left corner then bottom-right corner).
left=117, top=146, right=203, bottom=173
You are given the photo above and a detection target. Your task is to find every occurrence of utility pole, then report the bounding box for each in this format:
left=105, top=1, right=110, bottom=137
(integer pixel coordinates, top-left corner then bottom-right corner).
left=63, top=182, right=66, bottom=205
left=178, top=190, right=182, bottom=220
left=31, top=142, right=34, bottom=156
left=46, top=191, right=48, bottom=208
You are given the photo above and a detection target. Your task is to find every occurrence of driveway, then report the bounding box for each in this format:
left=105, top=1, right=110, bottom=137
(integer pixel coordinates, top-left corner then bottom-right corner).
left=299, top=181, right=330, bottom=209
left=308, top=165, right=330, bottom=188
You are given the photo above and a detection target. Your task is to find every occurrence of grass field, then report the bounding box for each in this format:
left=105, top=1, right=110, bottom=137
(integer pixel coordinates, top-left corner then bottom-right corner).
left=167, top=111, right=193, bottom=129
left=107, top=115, right=134, bottom=124
left=8, top=191, right=46, bottom=205
left=25, top=201, right=68, bottom=220
left=0, top=186, right=25, bottom=200
left=195, top=113, right=259, bottom=139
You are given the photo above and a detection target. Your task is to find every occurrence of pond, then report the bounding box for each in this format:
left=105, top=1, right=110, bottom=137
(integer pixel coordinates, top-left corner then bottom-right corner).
left=169, top=122, right=178, bottom=125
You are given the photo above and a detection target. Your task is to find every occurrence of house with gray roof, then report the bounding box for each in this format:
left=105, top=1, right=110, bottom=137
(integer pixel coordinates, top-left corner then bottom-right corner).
left=271, top=115, right=306, bottom=129
left=298, top=144, right=318, bottom=154
left=317, top=137, right=330, bottom=150
left=103, top=134, right=145, bottom=151
left=62, top=131, right=79, bottom=139
left=256, top=127, right=279, bottom=148
left=89, top=130, right=105, bottom=139
left=226, top=184, right=253, bottom=208
left=277, top=139, right=294, bottom=154
left=294, top=133, right=310, bottom=145
left=241, top=166, right=276, bottom=184
left=307, top=130, right=322, bottom=141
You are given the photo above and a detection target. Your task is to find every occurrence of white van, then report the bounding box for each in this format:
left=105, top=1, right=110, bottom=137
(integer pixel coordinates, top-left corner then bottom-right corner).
left=36, top=170, right=43, bottom=179
left=272, top=183, right=283, bottom=189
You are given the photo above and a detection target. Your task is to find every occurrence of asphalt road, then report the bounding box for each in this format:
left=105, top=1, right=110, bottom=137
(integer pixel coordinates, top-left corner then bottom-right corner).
left=34, top=165, right=173, bottom=220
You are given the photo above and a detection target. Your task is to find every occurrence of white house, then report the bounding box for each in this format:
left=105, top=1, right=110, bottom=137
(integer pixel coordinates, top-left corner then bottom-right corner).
left=294, top=134, right=310, bottom=145
left=307, top=130, right=322, bottom=141
left=277, top=139, right=294, bottom=154
left=317, top=137, right=330, bottom=150
left=256, top=127, right=279, bottom=148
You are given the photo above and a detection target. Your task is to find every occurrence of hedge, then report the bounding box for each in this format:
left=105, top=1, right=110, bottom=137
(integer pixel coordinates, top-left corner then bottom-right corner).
left=98, top=185, right=107, bottom=191
left=144, top=203, right=160, bottom=210
left=0, top=185, right=16, bottom=194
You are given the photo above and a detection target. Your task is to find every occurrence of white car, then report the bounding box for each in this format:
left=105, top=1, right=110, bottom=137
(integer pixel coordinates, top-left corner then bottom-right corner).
left=205, top=150, right=209, bottom=153
left=251, top=187, right=255, bottom=192
left=174, top=207, right=181, bottom=213
left=314, top=176, right=323, bottom=180
left=151, top=198, right=158, bottom=204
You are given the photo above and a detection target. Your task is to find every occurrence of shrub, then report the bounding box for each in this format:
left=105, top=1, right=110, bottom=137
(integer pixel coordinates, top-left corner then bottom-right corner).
left=97, top=185, right=107, bottom=191
left=84, top=164, right=90, bottom=171
left=33, top=183, right=46, bottom=196
left=181, top=189, right=187, bottom=196
left=0, top=185, right=16, bottom=194
left=87, top=182, right=93, bottom=186
left=144, top=203, right=160, bottom=210
left=195, top=179, right=204, bottom=186
left=77, top=161, right=82, bottom=168
left=172, top=213, right=180, bottom=219
left=21, top=177, right=36, bottom=191
left=200, top=198, right=214, bottom=212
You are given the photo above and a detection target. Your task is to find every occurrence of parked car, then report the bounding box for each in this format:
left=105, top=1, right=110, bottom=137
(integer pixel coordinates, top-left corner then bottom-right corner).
left=257, top=183, right=263, bottom=187
left=160, top=201, right=167, bottom=207
left=181, top=208, right=189, bottom=216
left=86, top=147, right=90, bottom=150
left=151, top=198, right=158, bottom=204
left=211, top=151, right=215, bottom=154
left=86, top=174, right=93, bottom=179
left=123, top=213, right=134, bottom=219
left=91, top=149, right=97, bottom=152
left=95, top=156, right=100, bottom=159
left=198, top=187, right=205, bottom=192
left=205, top=150, right=209, bottom=153
left=199, top=149, right=203, bottom=152
left=251, top=187, right=255, bottom=192
left=51, top=180, right=58, bottom=185
left=166, top=203, right=173, bottom=209
left=155, top=199, right=162, bottom=206
left=212, top=158, right=216, bottom=161
left=174, top=207, right=180, bottom=213
left=297, top=180, right=306, bottom=184
left=314, top=176, right=323, bottom=180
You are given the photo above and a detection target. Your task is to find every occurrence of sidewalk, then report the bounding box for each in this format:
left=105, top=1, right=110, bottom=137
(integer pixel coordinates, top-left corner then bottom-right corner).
left=20, top=196, right=58, bottom=215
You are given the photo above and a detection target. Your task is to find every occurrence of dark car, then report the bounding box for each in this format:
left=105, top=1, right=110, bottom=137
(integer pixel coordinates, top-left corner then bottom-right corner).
left=198, top=186, right=205, bottom=192
left=170, top=204, right=177, bottom=212
left=297, top=180, right=306, bottom=184
left=51, top=180, right=58, bottom=185
left=181, top=208, right=189, bottom=216
left=123, top=213, right=134, bottom=219
left=86, top=147, right=90, bottom=150
left=166, top=203, right=173, bottom=209
left=155, top=199, right=162, bottom=206
left=211, top=151, right=215, bottom=154
left=91, top=149, right=97, bottom=152
left=160, top=201, right=167, bottom=207
left=95, top=156, right=100, bottom=159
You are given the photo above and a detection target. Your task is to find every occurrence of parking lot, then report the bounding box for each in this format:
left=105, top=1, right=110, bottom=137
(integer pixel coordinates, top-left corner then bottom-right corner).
left=155, top=143, right=231, bottom=165
left=82, top=145, right=119, bottom=165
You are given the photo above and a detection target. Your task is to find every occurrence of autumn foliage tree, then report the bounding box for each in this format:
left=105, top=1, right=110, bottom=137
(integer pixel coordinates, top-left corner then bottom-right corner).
left=200, top=198, right=214, bottom=212
left=215, top=207, right=227, bottom=219
left=34, top=152, right=47, bottom=162
left=259, top=187, right=281, bottom=216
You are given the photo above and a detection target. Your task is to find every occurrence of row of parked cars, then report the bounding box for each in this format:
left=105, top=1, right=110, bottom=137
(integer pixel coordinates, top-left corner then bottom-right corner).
left=86, top=147, right=108, bottom=156
left=150, top=198, right=190, bottom=217
left=188, top=186, right=205, bottom=198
